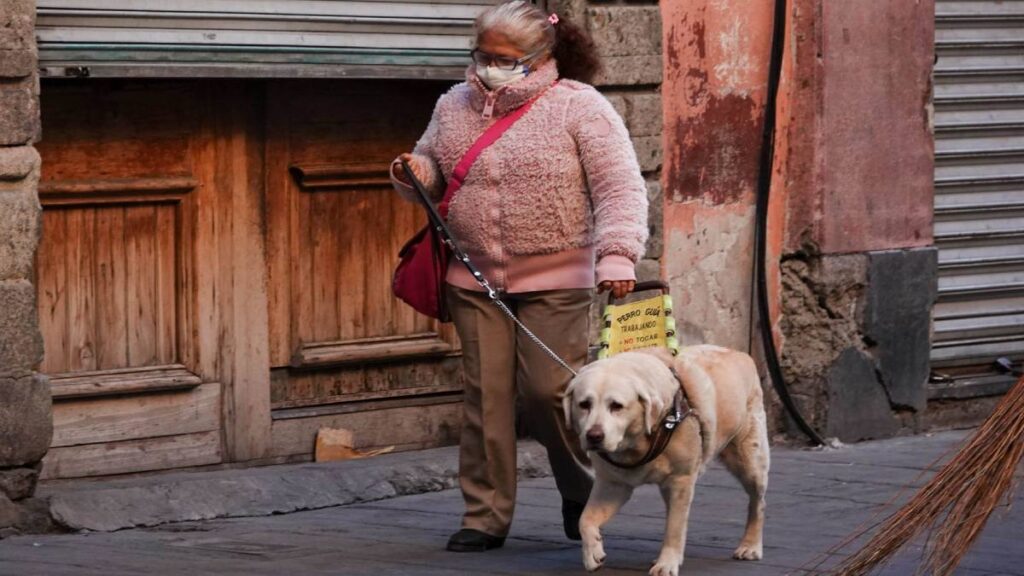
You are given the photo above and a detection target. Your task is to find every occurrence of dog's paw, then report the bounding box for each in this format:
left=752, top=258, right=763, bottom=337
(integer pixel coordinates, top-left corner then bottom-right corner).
left=649, top=557, right=680, bottom=576
left=732, top=542, right=762, bottom=561
left=582, top=540, right=606, bottom=572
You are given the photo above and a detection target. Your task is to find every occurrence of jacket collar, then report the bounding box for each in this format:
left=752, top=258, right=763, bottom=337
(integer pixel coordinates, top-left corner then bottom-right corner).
left=466, top=59, right=559, bottom=118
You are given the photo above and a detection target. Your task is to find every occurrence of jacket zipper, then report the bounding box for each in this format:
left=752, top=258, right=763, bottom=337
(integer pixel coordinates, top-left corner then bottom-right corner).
left=482, top=91, right=496, bottom=119
left=473, top=74, right=505, bottom=120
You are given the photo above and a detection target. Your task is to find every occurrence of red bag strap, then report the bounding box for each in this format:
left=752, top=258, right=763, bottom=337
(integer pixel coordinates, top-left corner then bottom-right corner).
left=438, top=82, right=556, bottom=217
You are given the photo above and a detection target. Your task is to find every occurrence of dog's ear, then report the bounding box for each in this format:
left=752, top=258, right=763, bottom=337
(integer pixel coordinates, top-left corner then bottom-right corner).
left=637, top=380, right=665, bottom=435
left=561, top=379, right=577, bottom=430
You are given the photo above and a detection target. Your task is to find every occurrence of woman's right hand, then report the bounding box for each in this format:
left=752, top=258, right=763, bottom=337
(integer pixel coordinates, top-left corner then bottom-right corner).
left=392, top=153, right=430, bottom=186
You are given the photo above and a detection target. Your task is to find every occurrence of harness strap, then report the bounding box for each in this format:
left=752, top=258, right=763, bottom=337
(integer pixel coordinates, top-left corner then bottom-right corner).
left=598, top=366, right=695, bottom=469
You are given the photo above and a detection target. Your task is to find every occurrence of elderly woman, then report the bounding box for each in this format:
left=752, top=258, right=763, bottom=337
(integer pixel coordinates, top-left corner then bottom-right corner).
left=391, top=0, right=648, bottom=552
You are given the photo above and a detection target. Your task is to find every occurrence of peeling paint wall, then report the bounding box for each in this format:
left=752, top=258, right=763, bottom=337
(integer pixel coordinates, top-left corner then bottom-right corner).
left=775, top=0, right=936, bottom=441
left=662, top=0, right=938, bottom=440
left=784, top=0, right=935, bottom=254
left=661, top=0, right=775, bottom=352
left=664, top=202, right=755, bottom=351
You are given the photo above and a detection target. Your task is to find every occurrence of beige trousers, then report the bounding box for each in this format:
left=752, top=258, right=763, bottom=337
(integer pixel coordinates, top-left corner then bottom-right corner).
left=446, top=285, right=594, bottom=537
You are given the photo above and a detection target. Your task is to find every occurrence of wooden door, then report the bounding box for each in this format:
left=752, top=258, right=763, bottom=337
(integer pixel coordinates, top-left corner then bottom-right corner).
left=265, top=80, right=463, bottom=458
left=36, top=78, right=464, bottom=477
left=36, top=80, right=271, bottom=478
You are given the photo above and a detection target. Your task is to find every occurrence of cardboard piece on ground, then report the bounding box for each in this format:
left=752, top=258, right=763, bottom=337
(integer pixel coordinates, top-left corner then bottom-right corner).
left=314, top=427, right=394, bottom=462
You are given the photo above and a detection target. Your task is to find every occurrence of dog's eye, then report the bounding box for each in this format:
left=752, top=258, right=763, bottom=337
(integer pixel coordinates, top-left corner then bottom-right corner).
left=578, top=400, right=591, bottom=411
left=609, top=401, right=624, bottom=412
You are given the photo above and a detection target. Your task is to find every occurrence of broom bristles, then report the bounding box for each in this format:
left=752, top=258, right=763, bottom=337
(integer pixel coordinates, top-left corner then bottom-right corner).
left=828, top=375, right=1024, bottom=576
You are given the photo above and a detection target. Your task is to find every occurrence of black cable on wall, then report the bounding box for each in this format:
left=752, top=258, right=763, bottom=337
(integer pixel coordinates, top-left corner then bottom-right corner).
left=754, top=0, right=827, bottom=446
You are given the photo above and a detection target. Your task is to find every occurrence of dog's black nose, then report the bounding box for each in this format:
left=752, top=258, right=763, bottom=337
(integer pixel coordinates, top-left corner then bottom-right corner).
left=586, top=428, right=605, bottom=445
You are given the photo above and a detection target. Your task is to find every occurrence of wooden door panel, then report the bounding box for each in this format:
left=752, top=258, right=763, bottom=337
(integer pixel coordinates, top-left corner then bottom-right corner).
left=38, top=201, right=180, bottom=373
left=36, top=206, right=68, bottom=374
left=42, top=431, right=222, bottom=480
left=272, top=361, right=463, bottom=410
left=36, top=80, right=227, bottom=478
left=37, top=78, right=462, bottom=472
left=35, top=83, right=194, bottom=182
left=298, top=181, right=434, bottom=344
left=49, top=382, right=220, bottom=449
left=267, top=80, right=462, bottom=411
left=94, top=207, right=129, bottom=369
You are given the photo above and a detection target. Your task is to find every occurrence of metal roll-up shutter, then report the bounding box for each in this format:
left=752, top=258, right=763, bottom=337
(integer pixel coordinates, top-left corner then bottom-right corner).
left=36, top=0, right=497, bottom=79
left=930, top=0, right=1024, bottom=397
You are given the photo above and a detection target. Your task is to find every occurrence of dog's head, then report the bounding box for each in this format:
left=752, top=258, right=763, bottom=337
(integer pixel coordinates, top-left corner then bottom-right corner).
left=562, top=350, right=677, bottom=454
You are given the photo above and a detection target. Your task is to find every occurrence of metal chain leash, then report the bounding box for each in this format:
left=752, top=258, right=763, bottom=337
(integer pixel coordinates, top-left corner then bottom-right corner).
left=491, top=292, right=579, bottom=378
left=451, top=253, right=579, bottom=378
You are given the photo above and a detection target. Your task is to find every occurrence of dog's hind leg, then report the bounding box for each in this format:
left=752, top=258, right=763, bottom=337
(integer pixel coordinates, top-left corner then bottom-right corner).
left=718, top=407, right=770, bottom=561
left=580, top=479, right=632, bottom=572
left=651, top=472, right=698, bottom=576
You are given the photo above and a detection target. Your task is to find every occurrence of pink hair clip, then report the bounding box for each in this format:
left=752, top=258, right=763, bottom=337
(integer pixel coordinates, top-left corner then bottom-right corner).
left=548, top=13, right=559, bottom=25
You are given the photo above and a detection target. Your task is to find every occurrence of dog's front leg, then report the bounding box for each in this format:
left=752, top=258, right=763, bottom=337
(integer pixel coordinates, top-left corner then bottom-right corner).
left=580, top=478, right=633, bottom=572
left=650, top=474, right=698, bottom=576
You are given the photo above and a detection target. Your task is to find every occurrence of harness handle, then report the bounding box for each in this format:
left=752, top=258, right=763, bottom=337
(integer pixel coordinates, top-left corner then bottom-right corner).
left=606, top=280, right=670, bottom=305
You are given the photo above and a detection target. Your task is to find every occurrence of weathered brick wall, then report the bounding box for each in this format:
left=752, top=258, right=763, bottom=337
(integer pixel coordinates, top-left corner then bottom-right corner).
left=551, top=0, right=663, bottom=335
left=0, top=0, right=54, bottom=535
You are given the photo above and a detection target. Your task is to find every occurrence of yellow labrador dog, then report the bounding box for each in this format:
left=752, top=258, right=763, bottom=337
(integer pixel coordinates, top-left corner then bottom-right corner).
left=563, top=345, right=769, bottom=576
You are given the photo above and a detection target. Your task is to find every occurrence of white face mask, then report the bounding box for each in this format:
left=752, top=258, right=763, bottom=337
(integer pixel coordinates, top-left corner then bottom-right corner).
left=476, top=64, right=528, bottom=90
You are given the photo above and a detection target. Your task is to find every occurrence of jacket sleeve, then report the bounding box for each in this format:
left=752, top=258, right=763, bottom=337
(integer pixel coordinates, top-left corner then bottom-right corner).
left=569, top=88, right=649, bottom=282
left=390, top=98, right=445, bottom=203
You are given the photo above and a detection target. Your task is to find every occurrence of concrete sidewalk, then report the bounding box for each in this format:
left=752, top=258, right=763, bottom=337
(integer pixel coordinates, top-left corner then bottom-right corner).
left=2, top=430, right=1023, bottom=575
left=39, top=443, right=554, bottom=532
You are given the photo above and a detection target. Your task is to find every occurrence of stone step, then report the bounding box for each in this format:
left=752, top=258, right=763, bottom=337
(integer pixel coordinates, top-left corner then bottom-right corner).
left=40, top=442, right=551, bottom=533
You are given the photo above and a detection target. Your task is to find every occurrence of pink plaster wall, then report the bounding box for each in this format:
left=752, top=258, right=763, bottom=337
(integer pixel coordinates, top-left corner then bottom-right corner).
left=659, top=0, right=935, bottom=436
left=662, top=0, right=774, bottom=205
left=662, top=0, right=935, bottom=344
left=784, top=0, right=935, bottom=254
left=661, top=0, right=775, bottom=350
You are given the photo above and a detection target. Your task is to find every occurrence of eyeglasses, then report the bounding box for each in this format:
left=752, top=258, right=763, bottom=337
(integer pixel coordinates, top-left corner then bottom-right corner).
left=470, top=48, right=538, bottom=71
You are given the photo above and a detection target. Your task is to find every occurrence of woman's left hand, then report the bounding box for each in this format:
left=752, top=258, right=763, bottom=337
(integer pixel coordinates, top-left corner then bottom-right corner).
left=598, top=280, right=635, bottom=299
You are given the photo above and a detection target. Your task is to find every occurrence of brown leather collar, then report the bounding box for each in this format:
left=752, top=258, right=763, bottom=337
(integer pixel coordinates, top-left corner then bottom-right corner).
left=598, top=367, right=694, bottom=470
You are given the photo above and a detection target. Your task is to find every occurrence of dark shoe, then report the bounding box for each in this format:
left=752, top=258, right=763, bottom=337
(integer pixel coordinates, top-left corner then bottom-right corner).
left=446, top=528, right=506, bottom=552
left=562, top=499, right=586, bottom=541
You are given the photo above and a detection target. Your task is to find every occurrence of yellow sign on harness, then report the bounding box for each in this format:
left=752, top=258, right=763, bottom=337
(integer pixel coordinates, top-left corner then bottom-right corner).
left=598, top=282, right=679, bottom=359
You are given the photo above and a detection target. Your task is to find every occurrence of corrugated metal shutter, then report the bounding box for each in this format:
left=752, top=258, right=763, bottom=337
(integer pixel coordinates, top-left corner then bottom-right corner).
left=36, top=0, right=497, bottom=79
left=930, top=0, right=1024, bottom=397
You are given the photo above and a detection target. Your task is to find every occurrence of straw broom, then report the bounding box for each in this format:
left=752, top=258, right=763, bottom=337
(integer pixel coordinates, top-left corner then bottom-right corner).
left=827, top=375, right=1024, bottom=576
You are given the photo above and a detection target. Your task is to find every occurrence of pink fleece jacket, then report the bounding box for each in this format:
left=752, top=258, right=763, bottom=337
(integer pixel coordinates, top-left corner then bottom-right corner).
left=391, top=60, right=648, bottom=293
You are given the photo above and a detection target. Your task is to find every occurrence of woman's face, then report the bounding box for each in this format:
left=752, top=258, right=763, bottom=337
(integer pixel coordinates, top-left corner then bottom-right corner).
left=476, top=29, right=550, bottom=67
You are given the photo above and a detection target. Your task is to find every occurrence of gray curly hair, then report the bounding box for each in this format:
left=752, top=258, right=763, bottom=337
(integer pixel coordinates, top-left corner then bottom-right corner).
left=474, top=1, right=556, bottom=57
